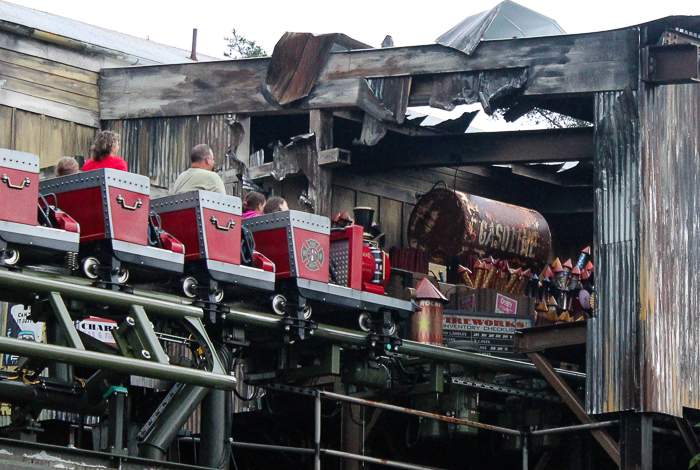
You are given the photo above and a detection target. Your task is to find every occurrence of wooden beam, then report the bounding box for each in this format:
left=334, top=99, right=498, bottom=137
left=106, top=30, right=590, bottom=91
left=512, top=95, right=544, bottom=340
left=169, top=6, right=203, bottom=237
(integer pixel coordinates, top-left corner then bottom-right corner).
left=511, top=164, right=592, bottom=187
left=101, top=71, right=391, bottom=121
left=322, top=29, right=638, bottom=92
left=351, top=127, right=594, bottom=169
left=100, top=29, right=638, bottom=120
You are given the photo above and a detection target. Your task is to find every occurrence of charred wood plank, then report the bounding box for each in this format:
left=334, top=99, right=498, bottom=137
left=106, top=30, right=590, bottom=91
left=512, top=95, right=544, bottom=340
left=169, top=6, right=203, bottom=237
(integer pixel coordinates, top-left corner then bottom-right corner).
left=100, top=29, right=637, bottom=120
left=266, top=32, right=339, bottom=105
left=323, top=29, right=638, bottom=91
left=352, top=127, right=594, bottom=169
left=429, top=68, right=528, bottom=114
left=309, top=109, right=334, bottom=216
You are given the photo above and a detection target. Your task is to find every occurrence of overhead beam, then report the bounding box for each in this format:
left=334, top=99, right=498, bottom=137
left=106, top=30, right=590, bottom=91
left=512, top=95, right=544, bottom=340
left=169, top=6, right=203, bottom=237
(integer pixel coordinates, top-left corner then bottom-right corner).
left=352, top=127, right=594, bottom=169
left=511, top=163, right=592, bottom=187
left=100, top=29, right=638, bottom=120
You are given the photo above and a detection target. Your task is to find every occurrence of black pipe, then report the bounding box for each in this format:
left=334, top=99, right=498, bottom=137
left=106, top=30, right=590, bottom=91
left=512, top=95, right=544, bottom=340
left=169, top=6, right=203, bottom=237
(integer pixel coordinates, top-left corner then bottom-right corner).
left=0, top=379, right=105, bottom=416
left=137, top=384, right=209, bottom=461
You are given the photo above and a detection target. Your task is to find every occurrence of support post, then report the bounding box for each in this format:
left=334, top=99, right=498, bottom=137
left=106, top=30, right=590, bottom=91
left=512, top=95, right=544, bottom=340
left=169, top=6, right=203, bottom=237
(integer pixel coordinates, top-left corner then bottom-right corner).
left=201, top=389, right=229, bottom=469
left=137, top=383, right=210, bottom=461
left=340, top=403, right=361, bottom=470
left=105, top=386, right=127, bottom=454
left=309, top=110, right=334, bottom=217
left=314, top=390, right=321, bottom=470
left=619, top=412, right=653, bottom=470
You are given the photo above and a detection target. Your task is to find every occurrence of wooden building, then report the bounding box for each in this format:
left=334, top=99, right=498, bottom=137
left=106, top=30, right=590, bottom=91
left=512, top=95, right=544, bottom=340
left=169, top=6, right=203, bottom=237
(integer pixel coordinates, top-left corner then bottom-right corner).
left=0, top=0, right=215, bottom=170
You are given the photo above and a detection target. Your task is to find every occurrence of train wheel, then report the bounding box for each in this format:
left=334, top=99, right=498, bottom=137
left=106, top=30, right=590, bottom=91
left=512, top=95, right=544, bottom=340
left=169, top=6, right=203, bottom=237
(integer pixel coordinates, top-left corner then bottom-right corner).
left=117, top=267, right=130, bottom=284
left=301, top=304, right=312, bottom=320
left=82, top=257, right=100, bottom=279
left=213, top=286, right=225, bottom=303
left=182, top=276, right=198, bottom=298
left=271, top=295, right=287, bottom=316
left=358, top=312, right=372, bottom=332
left=2, top=248, right=19, bottom=266
left=387, top=319, right=397, bottom=336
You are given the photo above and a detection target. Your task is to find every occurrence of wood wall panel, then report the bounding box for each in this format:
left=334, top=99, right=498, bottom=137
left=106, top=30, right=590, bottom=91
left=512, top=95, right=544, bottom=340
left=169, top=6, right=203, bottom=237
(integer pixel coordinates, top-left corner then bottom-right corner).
left=1, top=105, right=97, bottom=169
left=331, top=186, right=356, bottom=217
left=13, top=110, right=43, bottom=156
left=0, top=106, right=12, bottom=149
left=0, top=60, right=99, bottom=98
left=0, top=75, right=98, bottom=111
left=380, top=197, right=403, bottom=250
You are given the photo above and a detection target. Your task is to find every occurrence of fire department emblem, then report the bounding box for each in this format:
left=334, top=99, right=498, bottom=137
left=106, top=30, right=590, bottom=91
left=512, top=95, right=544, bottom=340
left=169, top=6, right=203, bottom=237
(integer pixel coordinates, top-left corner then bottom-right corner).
left=301, top=239, right=324, bottom=271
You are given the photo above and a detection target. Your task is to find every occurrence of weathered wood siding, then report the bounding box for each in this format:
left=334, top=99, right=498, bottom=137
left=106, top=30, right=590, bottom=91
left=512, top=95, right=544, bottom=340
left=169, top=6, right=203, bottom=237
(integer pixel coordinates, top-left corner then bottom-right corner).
left=104, top=116, right=241, bottom=191
left=0, top=104, right=96, bottom=169
left=0, top=31, right=100, bottom=128
left=0, top=30, right=100, bottom=167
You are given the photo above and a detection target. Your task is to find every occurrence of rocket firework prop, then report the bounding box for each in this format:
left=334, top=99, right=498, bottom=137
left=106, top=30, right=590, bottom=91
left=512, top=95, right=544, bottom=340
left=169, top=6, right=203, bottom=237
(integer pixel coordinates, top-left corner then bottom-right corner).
left=451, top=244, right=594, bottom=326
left=411, top=278, right=447, bottom=345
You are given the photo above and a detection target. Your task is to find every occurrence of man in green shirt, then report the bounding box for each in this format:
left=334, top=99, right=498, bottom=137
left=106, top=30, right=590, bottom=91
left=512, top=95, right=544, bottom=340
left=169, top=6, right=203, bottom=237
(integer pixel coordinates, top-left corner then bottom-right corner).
left=172, top=144, right=226, bottom=195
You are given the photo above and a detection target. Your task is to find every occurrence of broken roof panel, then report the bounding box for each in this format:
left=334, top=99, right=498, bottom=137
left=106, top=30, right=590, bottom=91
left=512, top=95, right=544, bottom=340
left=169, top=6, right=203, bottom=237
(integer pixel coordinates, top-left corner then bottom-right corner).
left=436, top=0, right=566, bottom=55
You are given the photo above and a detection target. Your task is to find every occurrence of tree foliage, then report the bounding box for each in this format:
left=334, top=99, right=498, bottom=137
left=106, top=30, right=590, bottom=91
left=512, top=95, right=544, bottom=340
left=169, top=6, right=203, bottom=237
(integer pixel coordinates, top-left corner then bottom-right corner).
left=491, top=107, right=591, bottom=128
left=224, top=29, right=268, bottom=59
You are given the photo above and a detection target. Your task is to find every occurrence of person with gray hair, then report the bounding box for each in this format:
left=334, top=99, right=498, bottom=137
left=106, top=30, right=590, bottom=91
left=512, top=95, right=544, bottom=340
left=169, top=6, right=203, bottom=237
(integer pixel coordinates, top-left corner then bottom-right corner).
left=172, top=144, right=226, bottom=195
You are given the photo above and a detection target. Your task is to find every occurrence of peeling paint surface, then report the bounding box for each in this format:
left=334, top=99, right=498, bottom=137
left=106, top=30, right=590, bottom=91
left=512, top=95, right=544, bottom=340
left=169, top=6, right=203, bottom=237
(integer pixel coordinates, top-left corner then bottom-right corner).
left=588, top=81, right=700, bottom=417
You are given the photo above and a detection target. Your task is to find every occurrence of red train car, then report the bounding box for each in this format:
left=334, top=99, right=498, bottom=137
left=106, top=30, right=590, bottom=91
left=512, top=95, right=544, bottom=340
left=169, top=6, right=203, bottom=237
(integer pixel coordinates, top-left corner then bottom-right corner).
left=0, top=149, right=79, bottom=268
left=40, top=169, right=184, bottom=285
left=151, top=190, right=275, bottom=302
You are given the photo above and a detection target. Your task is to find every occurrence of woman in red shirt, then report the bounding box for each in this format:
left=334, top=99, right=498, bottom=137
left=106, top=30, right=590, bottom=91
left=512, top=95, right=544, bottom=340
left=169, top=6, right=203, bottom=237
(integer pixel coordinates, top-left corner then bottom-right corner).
left=82, top=131, right=128, bottom=171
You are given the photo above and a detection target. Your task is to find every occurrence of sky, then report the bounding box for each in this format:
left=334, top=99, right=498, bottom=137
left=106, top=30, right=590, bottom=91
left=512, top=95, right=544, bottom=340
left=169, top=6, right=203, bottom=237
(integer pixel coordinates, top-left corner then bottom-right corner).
left=4, top=0, right=700, bottom=60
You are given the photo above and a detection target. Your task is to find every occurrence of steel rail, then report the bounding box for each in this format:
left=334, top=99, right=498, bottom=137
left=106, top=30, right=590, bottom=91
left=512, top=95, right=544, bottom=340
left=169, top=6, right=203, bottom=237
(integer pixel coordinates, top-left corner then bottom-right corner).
left=529, top=420, right=619, bottom=436
left=222, top=307, right=586, bottom=381
left=0, top=336, right=237, bottom=390
left=226, top=440, right=446, bottom=470
left=0, top=270, right=202, bottom=319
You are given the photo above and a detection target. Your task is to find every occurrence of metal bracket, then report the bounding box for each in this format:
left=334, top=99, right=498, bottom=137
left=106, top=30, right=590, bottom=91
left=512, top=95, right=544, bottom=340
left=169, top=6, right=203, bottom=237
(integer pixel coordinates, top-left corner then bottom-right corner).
left=642, top=43, right=700, bottom=84
left=284, top=343, right=342, bottom=380
left=113, top=305, right=169, bottom=363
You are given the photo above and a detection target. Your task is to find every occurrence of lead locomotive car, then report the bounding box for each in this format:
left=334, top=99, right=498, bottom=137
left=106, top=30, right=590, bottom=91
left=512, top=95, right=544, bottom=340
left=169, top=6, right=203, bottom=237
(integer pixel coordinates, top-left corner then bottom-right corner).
left=242, top=209, right=415, bottom=335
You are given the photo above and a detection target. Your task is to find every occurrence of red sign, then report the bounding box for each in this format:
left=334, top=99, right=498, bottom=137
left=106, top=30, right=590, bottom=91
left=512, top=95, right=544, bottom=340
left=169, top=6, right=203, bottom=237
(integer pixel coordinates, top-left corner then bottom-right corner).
left=495, top=293, right=518, bottom=314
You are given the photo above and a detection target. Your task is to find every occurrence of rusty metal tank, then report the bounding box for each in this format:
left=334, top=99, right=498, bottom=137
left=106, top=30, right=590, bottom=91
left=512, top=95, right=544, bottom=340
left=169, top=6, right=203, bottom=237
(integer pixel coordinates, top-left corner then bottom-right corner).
left=407, top=188, right=551, bottom=269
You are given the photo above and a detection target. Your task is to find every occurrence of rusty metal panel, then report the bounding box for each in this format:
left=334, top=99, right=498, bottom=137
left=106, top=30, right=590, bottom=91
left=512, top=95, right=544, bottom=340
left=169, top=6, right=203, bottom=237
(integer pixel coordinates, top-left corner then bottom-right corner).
left=104, top=115, right=237, bottom=191
left=637, top=81, right=700, bottom=416
left=588, top=89, right=641, bottom=415
left=589, top=81, right=700, bottom=418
